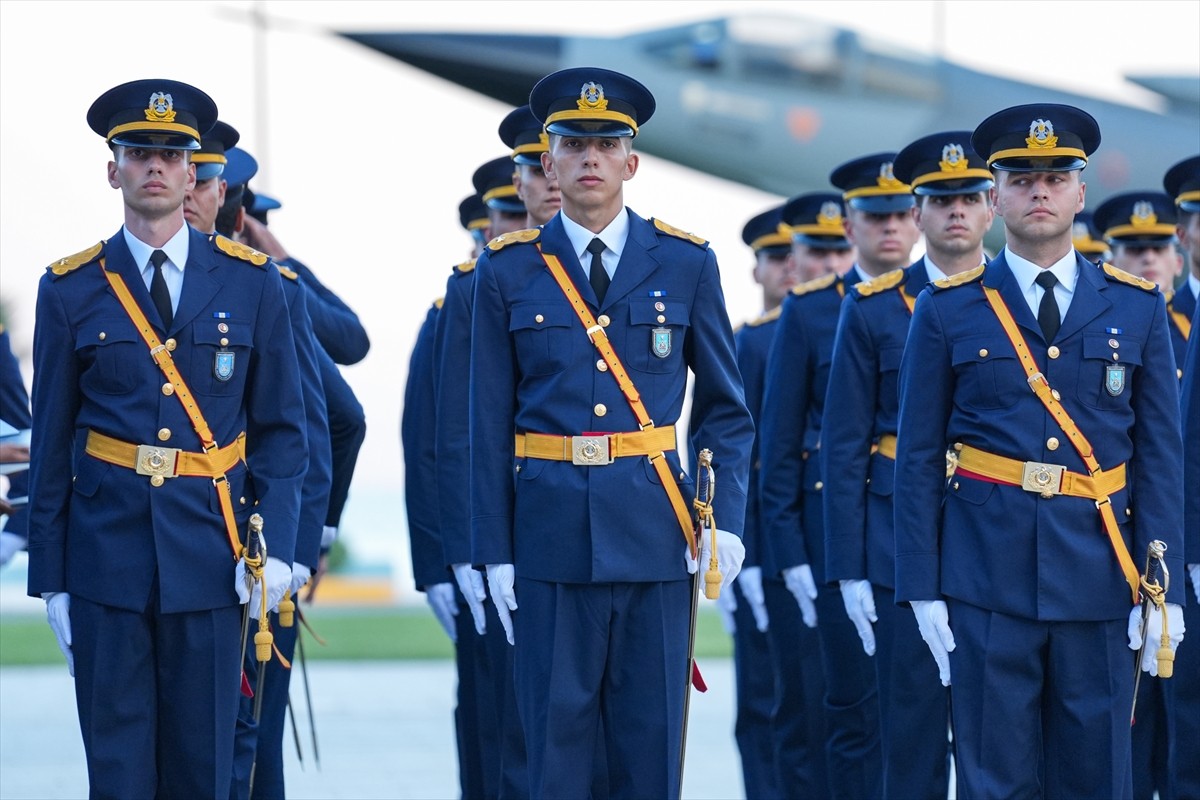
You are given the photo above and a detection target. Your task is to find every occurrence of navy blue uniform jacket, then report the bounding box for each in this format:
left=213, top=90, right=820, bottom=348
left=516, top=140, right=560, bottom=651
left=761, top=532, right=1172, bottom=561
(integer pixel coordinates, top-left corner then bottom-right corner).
left=894, top=253, right=1184, bottom=621
left=27, top=228, right=307, bottom=613
left=734, top=310, right=780, bottom=570
left=468, top=211, right=753, bottom=583
left=823, top=260, right=932, bottom=587
left=758, top=270, right=861, bottom=580
left=403, top=300, right=446, bottom=588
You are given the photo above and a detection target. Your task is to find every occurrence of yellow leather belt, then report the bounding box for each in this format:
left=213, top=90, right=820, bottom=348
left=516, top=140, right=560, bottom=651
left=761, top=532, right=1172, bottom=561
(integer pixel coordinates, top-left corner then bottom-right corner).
left=86, top=429, right=246, bottom=485
left=955, top=444, right=1125, bottom=501
left=516, top=425, right=676, bottom=466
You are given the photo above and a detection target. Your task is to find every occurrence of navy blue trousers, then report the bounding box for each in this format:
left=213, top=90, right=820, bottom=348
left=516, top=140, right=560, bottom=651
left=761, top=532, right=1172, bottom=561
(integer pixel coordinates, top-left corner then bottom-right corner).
left=71, top=593, right=241, bottom=800
left=872, top=585, right=951, bottom=800
left=1131, top=668, right=1173, bottom=800
left=1173, top=595, right=1199, bottom=799
left=730, top=577, right=780, bottom=800
left=762, top=576, right=829, bottom=798
left=947, top=599, right=1133, bottom=800
left=514, top=578, right=689, bottom=800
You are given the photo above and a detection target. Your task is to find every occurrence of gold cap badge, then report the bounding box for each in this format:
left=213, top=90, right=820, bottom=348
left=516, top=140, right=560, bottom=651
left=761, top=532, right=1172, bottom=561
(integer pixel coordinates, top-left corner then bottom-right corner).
left=1130, top=200, right=1158, bottom=229
left=939, top=143, right=968, bottom=173
left=145, top=92, right=177, bottom=123
left=577, top=82, right=608, bottom=112
left=1026, top=119, right=1057, bottom=149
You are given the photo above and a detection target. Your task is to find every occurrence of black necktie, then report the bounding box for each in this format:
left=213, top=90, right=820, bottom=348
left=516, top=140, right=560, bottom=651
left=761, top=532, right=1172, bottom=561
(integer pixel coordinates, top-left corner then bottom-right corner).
left=1035, top=270, right=1060, bottom=342
left=149, top=249, right=173, bottom=329
left=587, top=238, right=610, bottom=305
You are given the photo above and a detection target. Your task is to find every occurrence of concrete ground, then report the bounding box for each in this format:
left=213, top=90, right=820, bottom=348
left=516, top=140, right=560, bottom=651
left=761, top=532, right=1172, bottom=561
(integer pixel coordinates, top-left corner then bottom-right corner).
left=0, top=659, right=744, bottom=800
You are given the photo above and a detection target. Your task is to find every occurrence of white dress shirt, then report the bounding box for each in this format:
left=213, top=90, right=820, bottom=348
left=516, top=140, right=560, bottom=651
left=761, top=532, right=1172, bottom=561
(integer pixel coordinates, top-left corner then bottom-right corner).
left=123, top=223, right=190, bottom=314
left=1003, top=246, right=1078, bottom=321
left=560, top=208, right=630, bottom=281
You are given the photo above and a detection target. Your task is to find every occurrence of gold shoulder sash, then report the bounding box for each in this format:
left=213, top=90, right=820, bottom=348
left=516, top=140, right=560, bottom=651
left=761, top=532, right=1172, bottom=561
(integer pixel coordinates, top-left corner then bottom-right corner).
left=980, top=284, right=1139, bottom=602
left=1168, top=303, right=1192, bottom=342
left=99, top=260, right=243, bottom=560
left=537, top=246, right=697, bottom=557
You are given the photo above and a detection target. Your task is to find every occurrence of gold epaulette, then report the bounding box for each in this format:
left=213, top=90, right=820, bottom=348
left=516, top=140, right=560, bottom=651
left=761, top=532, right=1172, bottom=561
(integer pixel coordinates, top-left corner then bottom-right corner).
left=652, top=218, right=707, bottom=246
left=454, top=259, right=476, bottom=274
left=853, top=268, right=905, bottom=297
left=1101, top=262, right=1156, bottom=292
left=277, top=265, right=299, bottom=281
left=214, top=235, right=269, bottom=267
left=48, top=241, right=104, bottom=277
left=931, top=264, right=985, bottom=291
left=791, top=272, right=838, bottom=296
left=434, top=297, right=445, bottom=310
left=745, top=306, right=783, bottom=327
left=487, top=229, right=540, bottom=251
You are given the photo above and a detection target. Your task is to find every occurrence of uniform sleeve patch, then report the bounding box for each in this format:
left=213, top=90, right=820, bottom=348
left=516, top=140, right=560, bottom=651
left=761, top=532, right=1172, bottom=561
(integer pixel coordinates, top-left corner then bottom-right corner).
left=652, top=218, right=708, bottom=246
left=931, top=264, right=985, bottom=291
left=214, top=235, right=269, bottom=267
left=1101, top=262, right=1156, bottom=292
left=853, top=268, right=905, bottom=297
left=48, top=241, right=104, bottom=276
left=487, top=229, right=540, bottom=251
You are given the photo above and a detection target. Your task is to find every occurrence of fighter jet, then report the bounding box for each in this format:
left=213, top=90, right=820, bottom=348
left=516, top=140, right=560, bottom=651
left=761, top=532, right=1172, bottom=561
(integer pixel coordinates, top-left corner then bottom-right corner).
left=342, top=14, right=1198, bottom=201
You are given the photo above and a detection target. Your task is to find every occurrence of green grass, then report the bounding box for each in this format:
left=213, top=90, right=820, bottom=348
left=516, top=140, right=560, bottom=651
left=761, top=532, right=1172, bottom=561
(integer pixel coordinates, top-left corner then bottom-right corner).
left=0, top=606, right=732, bottom=665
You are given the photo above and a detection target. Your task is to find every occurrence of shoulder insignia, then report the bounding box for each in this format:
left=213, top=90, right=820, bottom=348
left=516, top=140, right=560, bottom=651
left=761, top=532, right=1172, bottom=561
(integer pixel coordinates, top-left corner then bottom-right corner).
left=434, top=297, right=445, bottom=310
left=487, top=228, right=540, bottom=251
left=454, top=259, right=477, bottom=274
left=746, top=306, right=783, bottom=327
left=652, top=218, right=708, bottom=246
left=48, top=241, right=104, bottom=276
left=214, top=235, right=269, bottom=267
left=931, top=264, right=985, bottom=291
left=276, top=265, right=299, bottom=281
left=853, top=268, right=906, bottom=298
left=790, top=272, right=838, bottom=296
left=1101, top=262, right=1156, bottom=292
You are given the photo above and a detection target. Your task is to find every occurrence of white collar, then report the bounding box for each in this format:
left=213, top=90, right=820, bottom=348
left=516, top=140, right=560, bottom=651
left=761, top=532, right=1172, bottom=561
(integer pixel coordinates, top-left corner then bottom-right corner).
left=922, top=256, right=948, bottom=284
left=123, top=223, right=190, bottom=273
left=1004, top=246, right=1078, bottom=295
left=1188, top=272, right=1199, bottom=301
left=559, top=208, right=630, bottom=263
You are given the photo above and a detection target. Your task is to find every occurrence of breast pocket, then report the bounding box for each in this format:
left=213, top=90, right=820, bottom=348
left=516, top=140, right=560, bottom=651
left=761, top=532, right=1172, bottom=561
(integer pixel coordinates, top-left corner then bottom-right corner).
left=76, top=320, right=141, bottom=395
left=951, top=337, right=1022, bottom=410
left=626, top=299, right=690, bottom=375
left=510, top=301, right=575, bottom=376
left=1077, top=335, right=1141, bottom=410
left=192, top=320, right=253, bottom=396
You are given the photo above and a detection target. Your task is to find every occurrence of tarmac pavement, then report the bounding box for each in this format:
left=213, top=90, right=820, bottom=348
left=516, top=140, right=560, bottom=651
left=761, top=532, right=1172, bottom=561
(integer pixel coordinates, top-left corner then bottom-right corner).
left=0, top=658, right=744, bottom=800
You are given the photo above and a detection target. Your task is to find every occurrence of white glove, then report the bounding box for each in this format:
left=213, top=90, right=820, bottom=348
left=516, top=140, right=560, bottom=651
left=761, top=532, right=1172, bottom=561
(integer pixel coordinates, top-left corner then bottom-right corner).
left=236, top=556, right=293, bottom=613
left=1189, top=564, right=1200, bottom=606
left=0, top=531, right=24, bottom=566
left=839, top=579, right=878, bottom=656
left=485, top=563, right=517, bottom=646
left=452, top=563, right=488, bottom=636
left=912, top=600, right=955, bottom=686
left=685, top=529, right=746, bottom=595
left=320, top=525, right=338, bottom=548
left=716, top=579, right=737, bottom=635
left=42, top=591, right=74, bottom=677
left=737, top=566, right=769, bottom=632
left=425, top=582, right=459, bottom=643
left=1128, top=602, right=1186, bottom=676
left=782, top=564, right=818, bottom=628
left=289, top=563, right=313, bottom=597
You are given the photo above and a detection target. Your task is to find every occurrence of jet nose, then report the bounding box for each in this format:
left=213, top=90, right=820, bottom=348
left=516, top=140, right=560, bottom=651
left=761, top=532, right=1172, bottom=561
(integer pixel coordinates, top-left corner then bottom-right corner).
left=339, top=31, right=564, bottom=106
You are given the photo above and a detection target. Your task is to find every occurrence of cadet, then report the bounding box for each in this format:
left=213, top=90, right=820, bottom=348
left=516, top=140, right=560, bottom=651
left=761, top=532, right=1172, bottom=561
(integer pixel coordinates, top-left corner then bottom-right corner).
left=28, top=79, right=306, bottom=796
left=894, top=104, right=1185, bottom=799
left=1165, top=154, right=1200, bottom=800
left=499, top=104, right=562, bottom=228
left=459, top=192, right=490, bottom=258
left=0, top=324, right=31, bottom=567
left=823, top=131, right=994, bottom=800
left=783, top=191, right=857, bottom=282
left=471, top=68, right=753, bottom=798
left=1072, top=211, right=1113, bottom=263
left=725, top=205, right=793, bottom=799
left=202, top=144, right=331, bottom=800
left=436, top=155, right=534, bottom=799
left=760, top=152, right=921, bottom=800
left=238, top=188, right=369, bottom=588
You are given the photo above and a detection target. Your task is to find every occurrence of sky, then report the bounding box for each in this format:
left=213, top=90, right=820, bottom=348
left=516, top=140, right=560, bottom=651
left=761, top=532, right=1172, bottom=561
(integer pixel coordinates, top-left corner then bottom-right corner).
left=1, top=0, right=1198, bottom=500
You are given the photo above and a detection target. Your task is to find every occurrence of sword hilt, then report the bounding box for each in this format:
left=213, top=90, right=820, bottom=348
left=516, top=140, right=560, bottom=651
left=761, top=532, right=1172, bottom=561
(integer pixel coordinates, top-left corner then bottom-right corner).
left=694, top=449, right=721, bottom=600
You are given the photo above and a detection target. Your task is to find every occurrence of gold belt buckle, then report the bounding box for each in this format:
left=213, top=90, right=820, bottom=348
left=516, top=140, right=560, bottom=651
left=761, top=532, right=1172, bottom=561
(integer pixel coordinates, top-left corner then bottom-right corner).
left=571, top=436, right=613, bottom=466
left=1021, top=460, right=1064, bottom=499
left=135, top=445, right=180, bottom=486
